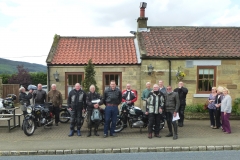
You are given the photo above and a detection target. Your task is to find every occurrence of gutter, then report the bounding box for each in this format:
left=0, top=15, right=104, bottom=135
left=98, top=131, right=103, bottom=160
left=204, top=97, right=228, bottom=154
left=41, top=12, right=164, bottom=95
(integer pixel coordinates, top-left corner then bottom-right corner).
left=168, top=60, right=171, bottom=86
left=47, top=64, right=50, bottom=92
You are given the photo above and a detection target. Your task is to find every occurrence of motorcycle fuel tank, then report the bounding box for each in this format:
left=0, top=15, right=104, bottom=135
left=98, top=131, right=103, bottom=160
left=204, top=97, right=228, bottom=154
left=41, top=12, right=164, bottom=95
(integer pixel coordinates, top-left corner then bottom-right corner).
left=129, top=106, right=143, bottom=116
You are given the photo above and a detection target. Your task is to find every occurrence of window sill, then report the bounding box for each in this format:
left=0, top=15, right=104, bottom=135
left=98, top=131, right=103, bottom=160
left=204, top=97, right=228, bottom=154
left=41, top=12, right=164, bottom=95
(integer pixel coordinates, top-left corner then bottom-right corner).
left=193, top=94, right=209, bottom=98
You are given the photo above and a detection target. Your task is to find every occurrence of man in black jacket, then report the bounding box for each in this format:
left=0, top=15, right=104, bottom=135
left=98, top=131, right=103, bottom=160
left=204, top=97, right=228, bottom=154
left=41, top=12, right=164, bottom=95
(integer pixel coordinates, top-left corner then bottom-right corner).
left=19, top=87, right=33, bottom=106
left=32, top=84, right=47, bottom=105
left=86, top=85, right=103, bottom=137
left=174, top=81, right=188, bottom=127
left=67, top=83, right=86, bottom=137
left=103, top=80, right=122, bottom=138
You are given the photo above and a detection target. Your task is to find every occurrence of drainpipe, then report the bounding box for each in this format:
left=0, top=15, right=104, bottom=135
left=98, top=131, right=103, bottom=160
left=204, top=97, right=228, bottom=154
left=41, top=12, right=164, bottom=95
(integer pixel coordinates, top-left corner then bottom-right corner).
left=168, top=60, right=171, bottom=85
left=47, top=64, right=50, bottom=92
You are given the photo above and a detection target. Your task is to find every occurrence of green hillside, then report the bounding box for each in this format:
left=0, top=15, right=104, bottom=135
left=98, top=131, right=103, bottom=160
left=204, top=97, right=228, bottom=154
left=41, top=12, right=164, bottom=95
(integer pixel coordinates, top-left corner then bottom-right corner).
left=0, top=58, right=47, bottom=74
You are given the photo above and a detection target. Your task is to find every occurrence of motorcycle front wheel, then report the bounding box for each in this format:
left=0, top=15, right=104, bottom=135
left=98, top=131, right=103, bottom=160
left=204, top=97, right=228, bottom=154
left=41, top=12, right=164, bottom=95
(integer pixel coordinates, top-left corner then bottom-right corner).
left=59, top=109, right=70, bottom=123
left=114, top=118, right=124, bottom=133
left=23, top=118, right=35, bottom=136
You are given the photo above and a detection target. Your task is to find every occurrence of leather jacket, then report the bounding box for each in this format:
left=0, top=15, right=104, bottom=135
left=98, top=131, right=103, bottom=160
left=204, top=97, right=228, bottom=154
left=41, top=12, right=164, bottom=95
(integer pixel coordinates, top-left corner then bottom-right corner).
left=103, top=87, right=122, bottom=106
left=86, top=92, right=103, bottom=111
left=67, top=89, right=86, bottom=110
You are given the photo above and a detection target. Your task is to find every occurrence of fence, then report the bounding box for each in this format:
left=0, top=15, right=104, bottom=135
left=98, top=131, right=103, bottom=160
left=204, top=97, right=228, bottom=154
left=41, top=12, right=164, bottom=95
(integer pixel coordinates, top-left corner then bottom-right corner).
left=2, top=84, right=19, bottom=103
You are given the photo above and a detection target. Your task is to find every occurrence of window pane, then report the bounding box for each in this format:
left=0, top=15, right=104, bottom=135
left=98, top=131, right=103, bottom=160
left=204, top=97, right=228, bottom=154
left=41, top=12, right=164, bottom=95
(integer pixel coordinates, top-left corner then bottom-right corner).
left=198, top=68, right=215, bottom=92
left=199, top=69, right=203, bottom=74
left=68, top=75, right=72, bottom=85
left=110, top=74, right=114, bottom=81
left=73, top=75, right=77, bottom=84
left=203, top=69, right=209, bottom=74
left=78, top=75, right=82, bottom=84
left=105, top=75, right=109, bottom=85
left=115, top=75, right=119, bottom=85
left=209, top=69, right=214, bottom=75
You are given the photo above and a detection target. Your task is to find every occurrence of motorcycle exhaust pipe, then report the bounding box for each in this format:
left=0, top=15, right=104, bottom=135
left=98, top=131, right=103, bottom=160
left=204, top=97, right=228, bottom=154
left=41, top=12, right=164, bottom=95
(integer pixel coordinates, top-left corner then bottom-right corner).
left=44, top=120, right=53, bottom=126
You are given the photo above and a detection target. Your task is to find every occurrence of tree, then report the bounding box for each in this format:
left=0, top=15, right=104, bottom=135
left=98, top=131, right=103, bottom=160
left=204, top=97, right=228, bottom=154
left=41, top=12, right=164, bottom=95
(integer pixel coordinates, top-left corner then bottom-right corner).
left=0, top=73, right=11, bottom=84
left=8, top=65, right=32, bottom=89
left=30, top=72, right=47, bottom=85
left=82, top=59, right=99, bottom=93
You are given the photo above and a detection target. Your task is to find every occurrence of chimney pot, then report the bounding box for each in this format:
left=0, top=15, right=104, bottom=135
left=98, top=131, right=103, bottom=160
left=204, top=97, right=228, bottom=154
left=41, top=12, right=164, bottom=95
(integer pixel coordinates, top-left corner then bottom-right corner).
left=139, top=2, right=147, bottom=17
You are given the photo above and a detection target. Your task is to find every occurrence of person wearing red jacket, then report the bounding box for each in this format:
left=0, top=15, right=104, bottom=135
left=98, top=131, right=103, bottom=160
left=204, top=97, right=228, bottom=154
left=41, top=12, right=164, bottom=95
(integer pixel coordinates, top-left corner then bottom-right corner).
left=122, top=84, right=138, bottom=128
left=122, top=84, right=138, bottom=106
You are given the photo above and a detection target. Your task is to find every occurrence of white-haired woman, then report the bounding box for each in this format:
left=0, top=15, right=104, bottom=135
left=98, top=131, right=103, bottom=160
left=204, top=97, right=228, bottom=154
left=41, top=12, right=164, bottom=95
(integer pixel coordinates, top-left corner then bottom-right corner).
left=221, top=87, right=232, bottom=134
left=19, top=87, right=33, bottom=106
left=213, top=86, right=224, bottom=129
left=86, top=85, right=103, bottom=137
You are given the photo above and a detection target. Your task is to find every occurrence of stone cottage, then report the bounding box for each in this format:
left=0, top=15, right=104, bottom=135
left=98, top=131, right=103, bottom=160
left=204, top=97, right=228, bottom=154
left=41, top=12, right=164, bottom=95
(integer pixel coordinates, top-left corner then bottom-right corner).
left=46, top=2, right=240, bottom=108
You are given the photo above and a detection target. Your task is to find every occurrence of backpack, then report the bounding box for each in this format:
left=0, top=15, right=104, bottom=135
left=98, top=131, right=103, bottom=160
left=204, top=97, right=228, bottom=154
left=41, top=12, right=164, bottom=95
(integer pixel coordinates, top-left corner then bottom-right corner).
left=91, top=109, right=102, bottom=122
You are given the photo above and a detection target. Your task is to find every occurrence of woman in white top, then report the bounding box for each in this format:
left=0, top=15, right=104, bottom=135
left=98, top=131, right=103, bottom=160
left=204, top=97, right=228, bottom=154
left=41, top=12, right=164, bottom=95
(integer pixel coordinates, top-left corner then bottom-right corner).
left=221, top=87, right=232, bottom=134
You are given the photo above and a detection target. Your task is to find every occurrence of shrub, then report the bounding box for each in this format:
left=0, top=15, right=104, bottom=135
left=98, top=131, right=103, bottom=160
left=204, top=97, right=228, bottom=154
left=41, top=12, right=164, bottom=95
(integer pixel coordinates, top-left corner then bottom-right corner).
left=232, top=98, right=240, bottom=116
left=185, top=103, right=208, bottom=113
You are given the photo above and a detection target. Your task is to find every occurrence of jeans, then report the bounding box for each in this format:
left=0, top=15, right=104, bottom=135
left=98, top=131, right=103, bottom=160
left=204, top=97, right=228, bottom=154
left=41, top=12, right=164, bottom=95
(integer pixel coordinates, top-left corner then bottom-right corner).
left=208, top=109, right=216, bottom=126
left=52, top=107, right=60, bottom=124
left=104, top=106, right=118, bottom=135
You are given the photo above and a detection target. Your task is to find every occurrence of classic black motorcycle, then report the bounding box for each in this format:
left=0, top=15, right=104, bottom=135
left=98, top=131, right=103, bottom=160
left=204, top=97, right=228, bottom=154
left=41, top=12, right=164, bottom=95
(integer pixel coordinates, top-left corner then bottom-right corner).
left=59, top=105, right=123, bottom=133
left=59, top=105, right=71, bottom=123
left=0, top=94, right=17, bottom=116
left=21, top=103, right=54, bottom=136
left=117, top=102, right=165, bottom=133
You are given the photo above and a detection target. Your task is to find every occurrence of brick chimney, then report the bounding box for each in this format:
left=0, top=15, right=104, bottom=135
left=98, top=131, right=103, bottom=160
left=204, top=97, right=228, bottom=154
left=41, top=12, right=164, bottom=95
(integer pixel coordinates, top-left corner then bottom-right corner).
left=137, top=2, right=148, bottom=29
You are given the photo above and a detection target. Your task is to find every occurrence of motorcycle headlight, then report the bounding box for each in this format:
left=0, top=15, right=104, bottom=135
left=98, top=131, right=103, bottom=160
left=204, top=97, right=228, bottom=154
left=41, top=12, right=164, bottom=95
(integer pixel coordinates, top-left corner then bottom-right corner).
left=9, top=103, right=12, bottom=106
left=27, top=107, right=32, bottom=114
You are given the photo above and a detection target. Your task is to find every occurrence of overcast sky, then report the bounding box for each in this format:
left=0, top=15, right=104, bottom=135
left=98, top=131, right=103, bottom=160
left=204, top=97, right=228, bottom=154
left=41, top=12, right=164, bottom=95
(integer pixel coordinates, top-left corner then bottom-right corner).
left=0, top=0, right=240, bottom=65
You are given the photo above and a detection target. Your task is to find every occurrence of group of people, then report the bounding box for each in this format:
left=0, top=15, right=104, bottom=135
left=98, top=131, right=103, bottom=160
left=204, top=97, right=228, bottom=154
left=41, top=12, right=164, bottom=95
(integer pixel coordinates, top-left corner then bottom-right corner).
left=207, top=86, right=232, bottom=134
left=142, top=80, right=188, bottom=140
left=19, top=83, right=63, bottom=126
left=18, top=80, right=189, bottom=140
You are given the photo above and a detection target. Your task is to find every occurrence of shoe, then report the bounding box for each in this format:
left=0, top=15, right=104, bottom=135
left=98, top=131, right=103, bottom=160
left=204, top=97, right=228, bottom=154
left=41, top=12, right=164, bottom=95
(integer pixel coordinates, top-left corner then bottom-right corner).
left=178, top=122, right=183, bottom=127
left=87, top=132, right=91, bottom=137
left=94, top=132, right=99, bottom=136
left=210, top=125, right=213, bottom=128
left=154, top=134, right=161, bottom=138
left=77, top=130, right=81, bottom=136
left=55, top=123, right=58, bottom=126
left=103, top=134, right=108, bottom=138
left=173, top=134, right=178, bottom=140
left=110, top=134, right=118, bottom=137
left=68, top=130, right=74, bottom=137
left=165, top=133, right=173, bottom=137
left=148, top=133, right=152, bottom=139
left=212, top=126, right=219, bottom=129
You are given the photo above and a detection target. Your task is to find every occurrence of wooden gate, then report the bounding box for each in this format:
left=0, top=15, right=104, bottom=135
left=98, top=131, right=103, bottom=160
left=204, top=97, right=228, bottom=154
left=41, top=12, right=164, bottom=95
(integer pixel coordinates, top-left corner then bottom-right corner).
left=2, top=84, right=19, bottom=103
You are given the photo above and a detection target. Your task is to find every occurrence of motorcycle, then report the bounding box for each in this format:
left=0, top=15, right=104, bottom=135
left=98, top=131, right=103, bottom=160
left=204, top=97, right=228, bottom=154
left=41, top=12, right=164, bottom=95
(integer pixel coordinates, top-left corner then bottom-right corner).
left=59, top=105, right=71, bottom=123
left=117, top=102, right=165, bottom=133
left=21, top=103, right=54, bottom=136
left=85, top=108, right=124, bottom=133
left=0, top=94, right=16, bottom=117
left=59, top=105, right=123, bottom=133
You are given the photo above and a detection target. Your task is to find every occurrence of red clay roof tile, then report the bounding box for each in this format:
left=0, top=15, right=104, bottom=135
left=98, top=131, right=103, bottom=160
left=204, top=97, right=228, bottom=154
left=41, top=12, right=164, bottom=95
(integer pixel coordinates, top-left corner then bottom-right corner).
left=140, top=27, right=240, bottom=58
left=51, top=37, right=138, bottom=65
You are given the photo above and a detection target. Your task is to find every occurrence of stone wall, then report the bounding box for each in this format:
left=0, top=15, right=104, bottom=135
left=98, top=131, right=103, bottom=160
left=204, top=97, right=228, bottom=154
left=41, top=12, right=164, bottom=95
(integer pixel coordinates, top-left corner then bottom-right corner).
left=48, top=65, right=141, bottom=107
left=141, top=59, right=240, bottom=105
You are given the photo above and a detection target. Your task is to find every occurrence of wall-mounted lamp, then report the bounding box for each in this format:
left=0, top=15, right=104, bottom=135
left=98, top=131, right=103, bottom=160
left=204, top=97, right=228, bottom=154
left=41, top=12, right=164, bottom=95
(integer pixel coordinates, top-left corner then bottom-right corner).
left=147, top=64, right=154, bottom=75
left=53, top=71, right=60, bottom=82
